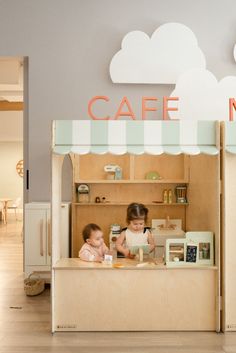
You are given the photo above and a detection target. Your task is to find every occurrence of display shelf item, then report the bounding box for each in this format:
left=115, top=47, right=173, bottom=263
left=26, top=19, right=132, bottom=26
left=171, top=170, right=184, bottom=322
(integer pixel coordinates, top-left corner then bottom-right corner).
left=166, top=239, right=187, bottom=267
left=166, top=232, right=214, bottom=267
left=185, top=231, right=214, bottom=266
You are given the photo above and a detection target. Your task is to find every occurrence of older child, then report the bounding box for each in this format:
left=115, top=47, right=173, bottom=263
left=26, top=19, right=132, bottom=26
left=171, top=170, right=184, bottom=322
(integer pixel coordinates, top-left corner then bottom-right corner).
left=79, top=223, right=110, bottom=262
left=116, top=203, right=155, bottom=258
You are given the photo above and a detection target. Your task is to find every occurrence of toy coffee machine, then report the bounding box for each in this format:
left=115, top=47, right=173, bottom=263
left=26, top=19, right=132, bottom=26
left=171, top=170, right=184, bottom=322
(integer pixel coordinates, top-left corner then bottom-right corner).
left=109, top=224, right=121, bottom=250
left=175, top=185, right=187, bottom=203
left=104, top=164, right=122, bottom=180
left=77, top=184, right=90, bottom=203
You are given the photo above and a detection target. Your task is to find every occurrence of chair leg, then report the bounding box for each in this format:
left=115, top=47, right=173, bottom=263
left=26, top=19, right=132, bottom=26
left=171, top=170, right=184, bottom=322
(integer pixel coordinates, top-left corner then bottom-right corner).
left=14, top=208, right=17, bottom=221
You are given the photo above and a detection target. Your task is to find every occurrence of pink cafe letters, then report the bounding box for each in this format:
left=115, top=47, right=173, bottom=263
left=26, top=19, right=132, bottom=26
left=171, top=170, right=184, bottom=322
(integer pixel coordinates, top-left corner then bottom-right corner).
left=87, top=96, right=236, bottom=121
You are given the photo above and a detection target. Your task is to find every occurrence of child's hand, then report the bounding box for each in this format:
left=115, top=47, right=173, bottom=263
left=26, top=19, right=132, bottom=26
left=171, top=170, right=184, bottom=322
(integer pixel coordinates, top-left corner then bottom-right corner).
left=124, top=249, right=135, bottom=259
left=123, top=249, right=130, bottom=257
left=95, top=256, right=103, bottom=263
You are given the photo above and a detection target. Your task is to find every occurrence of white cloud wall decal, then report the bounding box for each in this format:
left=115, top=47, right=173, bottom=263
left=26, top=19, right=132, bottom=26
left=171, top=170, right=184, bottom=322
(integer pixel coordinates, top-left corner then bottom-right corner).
left=168, top=68, right=236, bottom=121
left=109, top=23, right=206, bottom=84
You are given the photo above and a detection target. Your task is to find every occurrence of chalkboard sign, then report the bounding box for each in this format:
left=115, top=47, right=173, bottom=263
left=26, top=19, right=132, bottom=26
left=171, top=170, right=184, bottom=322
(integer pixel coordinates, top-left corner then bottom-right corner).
left=186, top=244, right=197, bottom=263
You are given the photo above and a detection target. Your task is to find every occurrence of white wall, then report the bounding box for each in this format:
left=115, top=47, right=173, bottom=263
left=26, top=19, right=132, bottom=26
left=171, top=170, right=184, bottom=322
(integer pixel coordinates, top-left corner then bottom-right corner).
left=0, top=142, right=23, bottom=207
left=0, top=0, right=235, bottom=201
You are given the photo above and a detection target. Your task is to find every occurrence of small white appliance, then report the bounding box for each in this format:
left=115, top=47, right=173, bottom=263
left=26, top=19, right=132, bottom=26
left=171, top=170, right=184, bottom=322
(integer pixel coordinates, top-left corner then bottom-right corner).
left=77, top=184, right=90, bottom=203
left=104, top=164, right=122, bottom=180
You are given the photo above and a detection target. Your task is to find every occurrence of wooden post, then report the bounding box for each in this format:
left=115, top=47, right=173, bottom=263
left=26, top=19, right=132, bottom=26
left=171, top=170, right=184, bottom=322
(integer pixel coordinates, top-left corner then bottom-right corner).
left=51, top=150, right=64, bottom=333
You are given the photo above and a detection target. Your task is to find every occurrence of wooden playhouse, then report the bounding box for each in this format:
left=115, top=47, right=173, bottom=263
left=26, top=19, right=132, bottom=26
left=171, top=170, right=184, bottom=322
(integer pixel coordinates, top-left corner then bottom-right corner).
left=51, top=120, right=221, bottom=332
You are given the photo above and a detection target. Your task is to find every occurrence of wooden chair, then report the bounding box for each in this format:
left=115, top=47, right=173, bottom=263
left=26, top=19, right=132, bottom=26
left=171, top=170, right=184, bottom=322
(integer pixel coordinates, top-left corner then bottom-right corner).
left=8, top=197, right=21, bottom=220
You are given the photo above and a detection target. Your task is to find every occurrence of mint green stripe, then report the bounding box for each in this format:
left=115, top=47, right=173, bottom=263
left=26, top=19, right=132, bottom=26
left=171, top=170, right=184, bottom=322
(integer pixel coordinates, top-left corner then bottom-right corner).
left=126, top=121, right=144, bottom=154
left=200, top=146, right=219, bottom=155
left=225, top=122, right=236, bottom=145
left=90, top=120, right=108, bottom=153
left=54, top=120, right=73, bottom=145
left=53, top=119, right=219, bottom=156
left=162, top=121, right=180, bottom=145
left=54, top=146, right=72, bottom=154
left=164, top=146, right=181, bottom=154
left=227, top=146, right=236, bottom=153
left=197, top=121, right=216, bottom=145
left=225, top=122, right=236, bottom=153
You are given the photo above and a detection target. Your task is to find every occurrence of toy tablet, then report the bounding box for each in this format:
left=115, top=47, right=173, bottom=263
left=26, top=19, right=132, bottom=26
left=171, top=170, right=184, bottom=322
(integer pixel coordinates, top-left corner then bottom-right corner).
left=129, top=244, right=150, bottom=255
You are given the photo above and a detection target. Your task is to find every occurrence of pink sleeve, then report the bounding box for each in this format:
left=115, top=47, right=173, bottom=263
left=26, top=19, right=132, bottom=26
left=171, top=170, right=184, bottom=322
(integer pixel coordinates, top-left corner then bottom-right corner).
left=79, top=248, right=95, bottom=261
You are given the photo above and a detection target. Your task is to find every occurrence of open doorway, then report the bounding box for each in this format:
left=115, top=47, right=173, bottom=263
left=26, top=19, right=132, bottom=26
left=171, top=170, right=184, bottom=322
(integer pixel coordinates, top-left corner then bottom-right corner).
left=0, top=57, right=24, bottom=264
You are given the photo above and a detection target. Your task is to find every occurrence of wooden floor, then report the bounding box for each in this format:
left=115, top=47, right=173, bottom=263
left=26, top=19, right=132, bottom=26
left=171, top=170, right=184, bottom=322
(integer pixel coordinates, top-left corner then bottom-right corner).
left=1, top=218, right=236, bottom=352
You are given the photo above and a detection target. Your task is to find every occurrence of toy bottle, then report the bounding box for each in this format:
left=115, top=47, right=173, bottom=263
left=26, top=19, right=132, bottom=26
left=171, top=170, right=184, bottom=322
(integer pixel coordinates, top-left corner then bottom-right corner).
left=163, top=189, right=168, bottom=203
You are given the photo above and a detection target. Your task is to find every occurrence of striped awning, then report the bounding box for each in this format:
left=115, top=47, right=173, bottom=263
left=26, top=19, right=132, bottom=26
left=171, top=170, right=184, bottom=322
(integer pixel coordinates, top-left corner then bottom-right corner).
left=225, top=122, right=236, bottom=154
left=52, top=120, right=219, bottom=155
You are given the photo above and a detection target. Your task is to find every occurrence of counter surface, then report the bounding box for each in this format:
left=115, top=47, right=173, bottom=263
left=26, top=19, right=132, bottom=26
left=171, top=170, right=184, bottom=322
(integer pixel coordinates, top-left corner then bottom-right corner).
left=53, top=258, right=217, bottom=331
left=53, top=257, right=218, bottom=270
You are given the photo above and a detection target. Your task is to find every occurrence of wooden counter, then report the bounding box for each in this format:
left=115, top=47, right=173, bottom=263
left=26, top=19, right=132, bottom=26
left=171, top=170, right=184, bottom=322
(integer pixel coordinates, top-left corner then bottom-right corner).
left=54, top=257, right=218, bottom=270
left=53, top=258, right=218, bottom=332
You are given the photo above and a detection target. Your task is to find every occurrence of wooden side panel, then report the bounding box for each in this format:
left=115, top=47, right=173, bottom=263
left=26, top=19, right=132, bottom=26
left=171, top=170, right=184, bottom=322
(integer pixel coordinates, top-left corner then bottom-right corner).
left=51, top=153, right=64, bottom=332
left=186, top=154, right=220, bottom=331
left=187, top=155, right=220, bottom=239
left=71, top=154, right=80, bottom=193
left=70, top=153, right=78, bottom=256
left=224, top=152, right=236, bottom=331
left=54, top=269, right=216, bottom=331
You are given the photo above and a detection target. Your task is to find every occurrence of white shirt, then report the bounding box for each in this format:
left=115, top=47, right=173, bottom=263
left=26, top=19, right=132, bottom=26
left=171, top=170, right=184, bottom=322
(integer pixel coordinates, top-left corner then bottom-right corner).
left=125, top=228, right=149, bottom=248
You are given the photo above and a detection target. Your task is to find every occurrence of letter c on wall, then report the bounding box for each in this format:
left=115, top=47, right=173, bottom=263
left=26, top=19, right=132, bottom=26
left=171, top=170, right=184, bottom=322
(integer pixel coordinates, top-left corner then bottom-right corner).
left=88, top=96, right=110, bottom=120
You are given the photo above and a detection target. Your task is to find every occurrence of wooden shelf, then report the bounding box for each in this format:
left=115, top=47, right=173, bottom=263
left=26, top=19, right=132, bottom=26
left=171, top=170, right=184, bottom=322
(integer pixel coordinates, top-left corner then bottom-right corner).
left=75, top=179, right=188, bottom=184
left=73, top=202, right=189, bottom=206
left=72, top=154, right=191, bottom=257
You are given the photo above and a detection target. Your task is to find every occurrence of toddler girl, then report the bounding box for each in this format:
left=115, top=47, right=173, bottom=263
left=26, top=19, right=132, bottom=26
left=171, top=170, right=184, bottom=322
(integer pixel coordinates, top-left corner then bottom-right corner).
left=116, top=203, right=155, bottom=258
left=79, top=223, right=110, bottom=262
